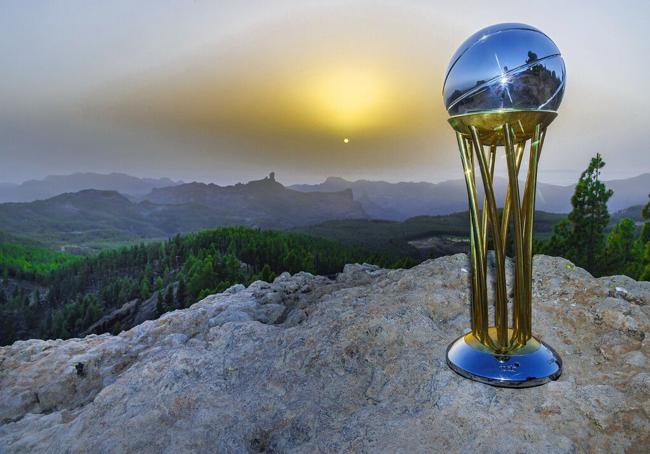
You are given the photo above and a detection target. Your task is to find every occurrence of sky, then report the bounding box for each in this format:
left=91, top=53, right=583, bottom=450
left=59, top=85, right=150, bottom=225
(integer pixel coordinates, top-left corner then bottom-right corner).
left=1, top=0, right=649, bottom=186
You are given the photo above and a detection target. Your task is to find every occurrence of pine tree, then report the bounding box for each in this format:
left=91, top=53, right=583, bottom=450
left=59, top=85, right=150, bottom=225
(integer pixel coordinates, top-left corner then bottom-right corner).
left=176, top=277, right=187, bottom=308
left=543, top=218, right=572, bottom=258
left=187, top=256, right=217, bottom=300
left=156, top=291, right=164, bottom=317
left=564, top=154, right=613, bottom=275
left=605, top=218, right=639, bottom=277
left=143, top=263, right=153, bottom=286
left=639, top=194, right=650, bottom=244
left=640, top=242, right=650, bottom=281
left=261, top=264, right=274, bottom=283
left=140, top=279, right=151, bottom=301
left=164, top=285, right=174, bottom=310
left=639, top=195, right=650, bottom=280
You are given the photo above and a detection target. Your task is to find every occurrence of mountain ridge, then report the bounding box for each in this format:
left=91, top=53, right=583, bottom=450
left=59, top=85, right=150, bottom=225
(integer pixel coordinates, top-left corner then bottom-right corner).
left=0, top=172, right=183, bottom=203
left=143, top=173, right=365, bottom=227
left=0, top=176, right=367, bottom=250
left=290, top=173, right=650, bottom=220
left=1, top=171, right=646, bottom=220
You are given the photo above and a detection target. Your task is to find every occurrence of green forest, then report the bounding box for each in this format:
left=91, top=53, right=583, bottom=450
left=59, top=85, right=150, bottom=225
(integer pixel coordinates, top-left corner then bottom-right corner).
left=0, top=242, right=80, bottom=281
left=0, top=227, right=414, bottom=345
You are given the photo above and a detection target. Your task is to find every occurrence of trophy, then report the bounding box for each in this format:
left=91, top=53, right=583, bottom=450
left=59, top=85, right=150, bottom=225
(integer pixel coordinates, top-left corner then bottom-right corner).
left=444, top=23, right=565, bottom=387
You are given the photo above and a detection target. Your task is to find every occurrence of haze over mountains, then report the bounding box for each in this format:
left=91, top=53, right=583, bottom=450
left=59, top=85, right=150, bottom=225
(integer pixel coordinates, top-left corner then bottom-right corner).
left=0, top=171, right=646, bottom=251
left=0, top=172, right=182, bottom=203
left=1, top=171, right=646, bottom=218
left=0, top=173, right=365, bottom=250
left=291, top=173, right=650, bottom=220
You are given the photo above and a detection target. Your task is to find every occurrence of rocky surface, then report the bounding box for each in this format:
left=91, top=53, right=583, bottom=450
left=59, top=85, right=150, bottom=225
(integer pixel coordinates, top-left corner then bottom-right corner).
left=1, top=255, right=648, bottom=453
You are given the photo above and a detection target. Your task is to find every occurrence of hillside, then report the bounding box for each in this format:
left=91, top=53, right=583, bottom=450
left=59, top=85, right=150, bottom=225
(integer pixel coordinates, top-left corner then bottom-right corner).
left=0, top=172, right=181, bottom=203
left=0, top=190, right=184, bottom=250
left=0, top=175, right=367, bottom=250
left=1, top=255, right=648, bottom=452
left=291, top=173, right=650, bottom=220
left=295, top=211, right=566, bottom=258
left=144, top=173, right=366, bottom=227
left=611, top=204, right=644, bottom=224
left=0, top=227, right=405, bottom=346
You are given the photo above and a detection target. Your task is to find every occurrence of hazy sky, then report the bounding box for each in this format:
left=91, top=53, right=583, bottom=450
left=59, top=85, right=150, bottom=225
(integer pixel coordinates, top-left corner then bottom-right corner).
left=1, top=0, right=649, bottom=185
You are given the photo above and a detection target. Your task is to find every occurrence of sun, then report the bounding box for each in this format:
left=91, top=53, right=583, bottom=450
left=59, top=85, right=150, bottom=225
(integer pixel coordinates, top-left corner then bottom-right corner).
left=343, top=138, right=349, bottom=144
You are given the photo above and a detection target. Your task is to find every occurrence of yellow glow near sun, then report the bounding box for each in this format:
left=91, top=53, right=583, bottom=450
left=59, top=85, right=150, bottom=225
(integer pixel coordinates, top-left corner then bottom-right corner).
left=297, top=67, right=392, bottom=133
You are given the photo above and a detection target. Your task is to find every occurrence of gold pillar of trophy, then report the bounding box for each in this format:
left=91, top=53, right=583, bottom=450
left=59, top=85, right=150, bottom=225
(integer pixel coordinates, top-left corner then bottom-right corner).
left=450, top=109, right=553, bottom=353
left=444, top=109, right=562, bottom=386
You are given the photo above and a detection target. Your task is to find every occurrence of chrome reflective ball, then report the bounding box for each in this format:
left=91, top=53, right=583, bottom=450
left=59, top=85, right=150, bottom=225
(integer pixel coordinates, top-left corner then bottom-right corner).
left=443, top=23, right=566, bottom=116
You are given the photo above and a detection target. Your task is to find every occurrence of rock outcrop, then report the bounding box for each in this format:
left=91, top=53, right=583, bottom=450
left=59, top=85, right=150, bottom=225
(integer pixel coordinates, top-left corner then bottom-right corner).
left=1, top=255, right=648, bottom=453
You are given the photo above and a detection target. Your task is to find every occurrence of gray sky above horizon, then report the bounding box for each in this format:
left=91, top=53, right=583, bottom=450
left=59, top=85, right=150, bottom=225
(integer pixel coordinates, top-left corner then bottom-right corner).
left=1, top=0, right=649, bottom=186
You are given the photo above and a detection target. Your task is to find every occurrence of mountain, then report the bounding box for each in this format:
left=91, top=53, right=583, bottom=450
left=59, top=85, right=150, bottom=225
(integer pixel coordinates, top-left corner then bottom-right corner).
left=0, top=190, right=173, bottom=248
left=144, top=172, right=366, bottom=227
left=291, top=173, right=650, bottom=220
left=611, top=205, right=644, bottom=225
left=606, top=174, right=650, bottom=213
left=0, top=172, right=182, bottom=203
left=2, top=256, right=648, bottom=452
left=0, top=175, right=367, bottom=250
left=3, top=171, right=645, bottom=219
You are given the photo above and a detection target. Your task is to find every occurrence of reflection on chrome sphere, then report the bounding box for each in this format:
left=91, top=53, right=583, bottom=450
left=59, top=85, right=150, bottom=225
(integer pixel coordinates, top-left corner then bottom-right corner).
left=443, top=23, right=566, bottom=116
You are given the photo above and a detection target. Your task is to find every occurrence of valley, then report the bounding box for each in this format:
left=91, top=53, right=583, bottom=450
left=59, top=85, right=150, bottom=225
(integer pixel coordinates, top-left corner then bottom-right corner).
left=0, top=171, right=646, bottom=347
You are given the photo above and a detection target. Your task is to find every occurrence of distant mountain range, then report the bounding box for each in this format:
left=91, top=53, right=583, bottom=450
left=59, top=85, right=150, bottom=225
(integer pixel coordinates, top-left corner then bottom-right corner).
left=290, top=173, right=650, bottom=220
left=0, top=173, right=366, bottom=250
left=0, top=171, right=646, bottom=251
left=144, top=172, right=364, bottom=225
left=0, top=172, right=182, bottom=203
left=1, top=171, right=646, bottom=220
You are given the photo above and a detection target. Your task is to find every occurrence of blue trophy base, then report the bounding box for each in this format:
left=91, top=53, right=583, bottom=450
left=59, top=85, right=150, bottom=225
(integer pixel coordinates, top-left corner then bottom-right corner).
left=446, top=332, right=562, bottom=388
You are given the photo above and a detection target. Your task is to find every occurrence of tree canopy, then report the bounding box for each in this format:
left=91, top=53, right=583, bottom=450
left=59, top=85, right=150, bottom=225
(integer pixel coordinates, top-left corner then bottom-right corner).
left=1, top=227, right=414, bottom=345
